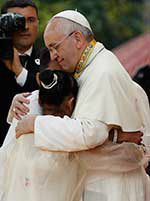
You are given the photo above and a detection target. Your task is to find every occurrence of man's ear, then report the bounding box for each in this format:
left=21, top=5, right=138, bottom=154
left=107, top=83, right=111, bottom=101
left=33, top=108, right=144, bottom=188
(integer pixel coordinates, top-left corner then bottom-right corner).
left=73, top=31, right=85, bottom=49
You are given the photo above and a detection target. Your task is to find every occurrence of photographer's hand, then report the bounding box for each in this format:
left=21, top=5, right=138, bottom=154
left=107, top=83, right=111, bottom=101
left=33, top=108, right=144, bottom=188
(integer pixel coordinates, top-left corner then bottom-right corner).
left=3, top=48, right=23, bottom=77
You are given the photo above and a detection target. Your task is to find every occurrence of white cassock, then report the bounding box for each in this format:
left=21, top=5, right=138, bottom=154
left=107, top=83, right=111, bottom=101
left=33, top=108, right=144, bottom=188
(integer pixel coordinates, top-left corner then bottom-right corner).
left=29, top=42, right=150, bottom=201
left=0, top=91, right=86, bottom=201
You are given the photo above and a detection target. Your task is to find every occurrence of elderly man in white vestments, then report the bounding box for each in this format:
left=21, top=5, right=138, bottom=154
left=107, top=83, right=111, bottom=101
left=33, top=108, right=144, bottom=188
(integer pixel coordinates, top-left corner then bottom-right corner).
left=13, top=10, right=150, bottom=201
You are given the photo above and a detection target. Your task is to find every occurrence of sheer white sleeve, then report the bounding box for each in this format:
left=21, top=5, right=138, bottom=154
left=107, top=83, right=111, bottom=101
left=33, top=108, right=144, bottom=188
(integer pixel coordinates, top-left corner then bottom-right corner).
left=34, top=115, right=108, bottom=152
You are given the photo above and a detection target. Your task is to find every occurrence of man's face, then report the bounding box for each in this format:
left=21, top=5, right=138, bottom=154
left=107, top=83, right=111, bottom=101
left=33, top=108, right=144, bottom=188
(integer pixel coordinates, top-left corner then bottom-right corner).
left=7, top=6, right=38, bottom=52
left=44, top=20, right=80, bottom=73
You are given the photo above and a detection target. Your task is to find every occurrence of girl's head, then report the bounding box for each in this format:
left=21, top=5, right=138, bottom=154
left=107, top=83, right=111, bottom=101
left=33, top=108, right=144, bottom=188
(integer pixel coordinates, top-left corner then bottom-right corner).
left=38, top=69, right=78, bottom=117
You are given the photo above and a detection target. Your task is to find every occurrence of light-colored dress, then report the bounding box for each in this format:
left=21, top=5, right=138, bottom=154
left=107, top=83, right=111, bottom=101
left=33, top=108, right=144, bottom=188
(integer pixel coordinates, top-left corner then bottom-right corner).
left=0, top=91, right=86, bottom=201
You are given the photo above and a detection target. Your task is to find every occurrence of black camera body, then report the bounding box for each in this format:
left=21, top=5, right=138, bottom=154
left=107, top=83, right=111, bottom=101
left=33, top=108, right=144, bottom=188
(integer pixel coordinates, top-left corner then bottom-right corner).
left=0, top=12, right=25, bottom=60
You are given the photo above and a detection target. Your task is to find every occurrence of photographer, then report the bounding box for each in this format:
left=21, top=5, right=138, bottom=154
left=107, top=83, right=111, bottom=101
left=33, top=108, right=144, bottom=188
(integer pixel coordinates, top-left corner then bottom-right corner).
left=0, top=0, right=40, bottom=145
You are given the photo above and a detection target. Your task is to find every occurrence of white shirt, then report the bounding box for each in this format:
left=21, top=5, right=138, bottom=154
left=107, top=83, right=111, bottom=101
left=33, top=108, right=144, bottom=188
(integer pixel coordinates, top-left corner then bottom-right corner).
left=16, top=47, right=33, bottom=86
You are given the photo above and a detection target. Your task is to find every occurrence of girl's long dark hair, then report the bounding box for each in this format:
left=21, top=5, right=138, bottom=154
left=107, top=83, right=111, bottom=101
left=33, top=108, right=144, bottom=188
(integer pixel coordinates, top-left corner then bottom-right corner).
left=39, top=69, right=78, bottom=106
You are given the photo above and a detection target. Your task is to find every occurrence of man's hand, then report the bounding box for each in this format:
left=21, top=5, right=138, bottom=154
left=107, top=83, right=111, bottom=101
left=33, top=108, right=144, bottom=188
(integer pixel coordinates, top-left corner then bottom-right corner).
left=16, top=114, right=37, bottom=138
left=117, top=130, right=143, bottom=145
left=12, top=92, right=31, bottom=120
left=3, top=48, right=23, bottom=76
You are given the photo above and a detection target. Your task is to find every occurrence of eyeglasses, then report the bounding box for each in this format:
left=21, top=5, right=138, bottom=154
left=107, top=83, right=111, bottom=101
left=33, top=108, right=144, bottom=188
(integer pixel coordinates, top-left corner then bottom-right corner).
left=48, top=31, right=75, bottom=54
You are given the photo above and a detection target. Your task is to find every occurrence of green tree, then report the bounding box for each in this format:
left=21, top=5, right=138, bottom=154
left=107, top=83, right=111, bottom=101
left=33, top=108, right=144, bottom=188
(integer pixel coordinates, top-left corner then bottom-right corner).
left=0, top=0, right=148, bottom=49
left=67, top=0, right=146, bottom=49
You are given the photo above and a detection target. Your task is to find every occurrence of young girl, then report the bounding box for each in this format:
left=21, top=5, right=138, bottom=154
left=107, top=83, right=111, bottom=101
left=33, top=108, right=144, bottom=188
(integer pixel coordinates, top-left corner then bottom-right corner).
left=0, top=69, right=86, bottom=201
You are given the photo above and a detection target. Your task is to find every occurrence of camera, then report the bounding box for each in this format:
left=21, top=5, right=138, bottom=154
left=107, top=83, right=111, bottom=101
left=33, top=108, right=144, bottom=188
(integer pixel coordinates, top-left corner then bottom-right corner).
left=0, top=12, right=25, bottom=59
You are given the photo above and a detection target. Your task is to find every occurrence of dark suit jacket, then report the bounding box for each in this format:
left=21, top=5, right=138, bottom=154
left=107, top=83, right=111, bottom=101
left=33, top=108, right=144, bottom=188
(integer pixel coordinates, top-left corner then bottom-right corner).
left=0, top=46, right=41, bottom=145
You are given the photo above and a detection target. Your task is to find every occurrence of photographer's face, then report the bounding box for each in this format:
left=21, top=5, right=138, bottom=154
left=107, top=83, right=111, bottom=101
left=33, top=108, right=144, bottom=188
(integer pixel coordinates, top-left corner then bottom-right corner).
left=7, top=6, right=38, bottom=53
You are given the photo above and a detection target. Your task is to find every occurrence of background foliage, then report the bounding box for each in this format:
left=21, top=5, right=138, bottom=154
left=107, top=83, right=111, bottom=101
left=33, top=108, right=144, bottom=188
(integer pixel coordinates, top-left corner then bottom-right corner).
left=0, top=0, right=149, bottom=49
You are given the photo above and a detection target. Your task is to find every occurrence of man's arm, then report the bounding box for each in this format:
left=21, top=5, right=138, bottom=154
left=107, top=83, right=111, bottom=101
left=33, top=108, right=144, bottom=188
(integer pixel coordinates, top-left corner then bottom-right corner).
left=3, top=48, right=24, bottom=76
left=4, top=48, right=39, bottom=91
